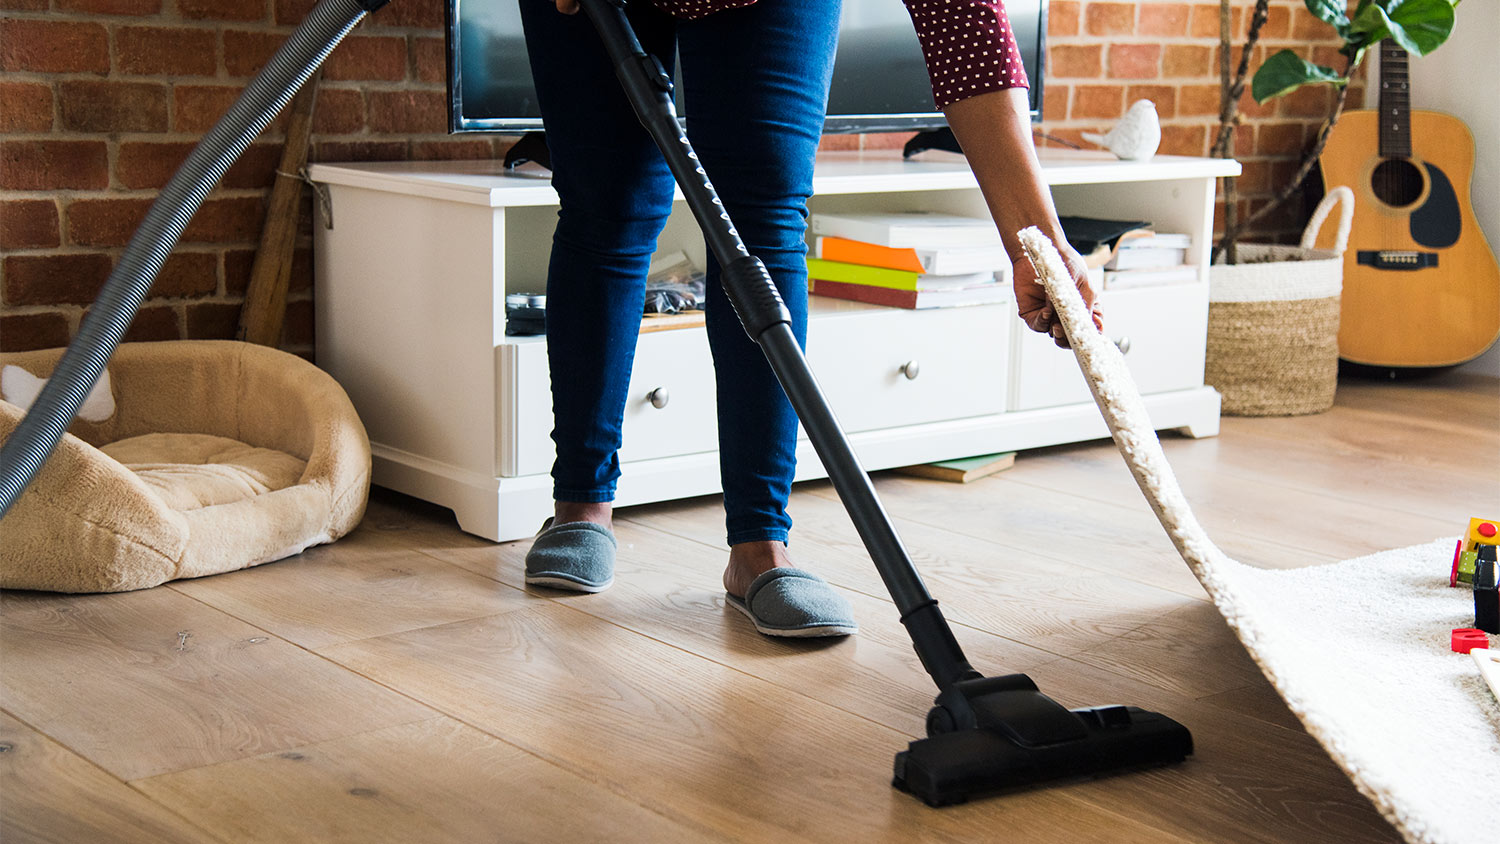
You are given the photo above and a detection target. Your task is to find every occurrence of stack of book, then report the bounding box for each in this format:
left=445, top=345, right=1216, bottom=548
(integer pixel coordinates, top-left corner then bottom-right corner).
left=805, top=212, right=1012, bottom=309
left=1102, top=230, right=1196, bottom=290
left=1059, top=216, right=1197, bottom=291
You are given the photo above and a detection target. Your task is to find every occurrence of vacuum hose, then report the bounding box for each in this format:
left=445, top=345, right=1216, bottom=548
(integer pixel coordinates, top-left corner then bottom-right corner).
left=0, top=0, right=386, bottom=518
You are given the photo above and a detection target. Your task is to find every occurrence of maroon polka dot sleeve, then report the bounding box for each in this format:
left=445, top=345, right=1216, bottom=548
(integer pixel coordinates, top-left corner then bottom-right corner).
left=899, top=0, right=1029, bottom=108
left=649, top=0, right=1029, bottom=109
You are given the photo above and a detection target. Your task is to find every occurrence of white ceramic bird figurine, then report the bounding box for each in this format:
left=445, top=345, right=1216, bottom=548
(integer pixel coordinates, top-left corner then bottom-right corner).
left=1082, top=99, right=1161, bottom=161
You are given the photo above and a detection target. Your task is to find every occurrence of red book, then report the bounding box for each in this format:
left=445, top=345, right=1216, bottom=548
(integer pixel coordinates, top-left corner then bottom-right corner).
left=812, top=278, right=1010, bottom=310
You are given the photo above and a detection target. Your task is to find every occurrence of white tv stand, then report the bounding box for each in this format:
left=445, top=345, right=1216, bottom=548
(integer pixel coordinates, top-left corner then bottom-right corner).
left=310, top=148, right=1239, bottom=541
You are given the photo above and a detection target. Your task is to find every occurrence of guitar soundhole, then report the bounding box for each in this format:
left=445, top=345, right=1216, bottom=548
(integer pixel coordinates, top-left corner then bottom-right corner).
left=1371, top=158, right=1424, bottom=208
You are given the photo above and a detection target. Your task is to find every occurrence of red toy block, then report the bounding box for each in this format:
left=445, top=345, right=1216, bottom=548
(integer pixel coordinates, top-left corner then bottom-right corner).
left=1451, top=538, right=1463, bottom=587
left=1452, top=628, right=1490, bottom=654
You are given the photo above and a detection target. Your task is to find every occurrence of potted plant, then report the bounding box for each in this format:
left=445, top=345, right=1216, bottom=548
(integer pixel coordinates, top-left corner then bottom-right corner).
left=1202, top=0, right=1461, bottom=415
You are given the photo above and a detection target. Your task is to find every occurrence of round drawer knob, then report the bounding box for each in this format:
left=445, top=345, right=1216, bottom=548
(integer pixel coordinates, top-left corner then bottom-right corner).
left=900, top=360, right=921, bottom=380
left=648, top=387, right=670, bottom=409
left=1113, top=336, right=1132, bottom=355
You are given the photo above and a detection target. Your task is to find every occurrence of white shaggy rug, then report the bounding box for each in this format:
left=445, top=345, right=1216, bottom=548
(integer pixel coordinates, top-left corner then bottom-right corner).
left=1019, top=228, right=1500, bottom=844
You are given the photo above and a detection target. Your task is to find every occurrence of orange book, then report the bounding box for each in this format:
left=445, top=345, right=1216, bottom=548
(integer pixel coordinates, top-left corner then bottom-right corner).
left=817, top=236, right=927, bottom=272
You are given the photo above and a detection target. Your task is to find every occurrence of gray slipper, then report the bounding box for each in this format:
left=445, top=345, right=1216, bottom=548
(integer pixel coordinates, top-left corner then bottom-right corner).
left=524, top=518, right=616, bottom=593
left=725, top=568, right=858, bottom=638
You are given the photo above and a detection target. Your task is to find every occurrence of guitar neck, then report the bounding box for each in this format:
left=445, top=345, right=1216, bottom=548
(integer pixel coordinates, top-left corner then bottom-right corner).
left=1378, top=40, right=1412, bottom=159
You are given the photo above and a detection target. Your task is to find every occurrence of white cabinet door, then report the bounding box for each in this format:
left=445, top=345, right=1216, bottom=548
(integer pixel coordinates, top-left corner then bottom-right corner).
left=807, top=303, right=1010, bottom=433
left=1010, top=283, right=1208, bottom=411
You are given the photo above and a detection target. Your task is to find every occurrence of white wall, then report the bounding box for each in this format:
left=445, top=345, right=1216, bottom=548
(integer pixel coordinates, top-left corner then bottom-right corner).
left=1365, top=6, right=1500, bottom=375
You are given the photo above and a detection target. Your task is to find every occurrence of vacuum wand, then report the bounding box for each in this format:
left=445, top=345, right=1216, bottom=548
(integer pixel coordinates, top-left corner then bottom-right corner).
left=579, top=0, right=1193, bottom=806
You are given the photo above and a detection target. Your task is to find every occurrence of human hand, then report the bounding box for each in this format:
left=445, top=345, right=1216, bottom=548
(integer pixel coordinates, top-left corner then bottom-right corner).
left=1012, top=237, right=1103, bottom=348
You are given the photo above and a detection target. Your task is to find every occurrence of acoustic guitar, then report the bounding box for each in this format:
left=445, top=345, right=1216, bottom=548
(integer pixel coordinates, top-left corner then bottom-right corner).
left=1317, top=40, right=1500, bottom=367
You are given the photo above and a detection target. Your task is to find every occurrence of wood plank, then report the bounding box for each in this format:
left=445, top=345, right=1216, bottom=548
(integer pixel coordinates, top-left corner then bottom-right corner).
left=319, top=602, right=1193, bottom=844
left=1021, top=659, right=1402, bottom=844
left=0, top=588, right=433, bottom=781
left=135, top=717, right=713, bottom=844
left=0, top=711, right=220, bottom=844
left=170, top=526, right=534, bottom=650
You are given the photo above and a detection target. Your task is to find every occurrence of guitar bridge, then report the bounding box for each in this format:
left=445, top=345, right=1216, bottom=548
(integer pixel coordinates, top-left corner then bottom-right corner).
left=1357, top=250, right=1438, bottom=270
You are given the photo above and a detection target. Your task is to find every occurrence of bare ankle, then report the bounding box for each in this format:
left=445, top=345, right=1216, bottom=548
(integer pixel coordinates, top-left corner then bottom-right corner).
left=723, top=541, right=793, bottom=597
left=554, top=501, right=613, bottom=530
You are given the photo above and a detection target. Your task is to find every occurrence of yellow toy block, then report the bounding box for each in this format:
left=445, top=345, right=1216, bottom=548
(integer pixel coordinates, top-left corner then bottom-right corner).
left=1466, top=517, right=1500, bottom=554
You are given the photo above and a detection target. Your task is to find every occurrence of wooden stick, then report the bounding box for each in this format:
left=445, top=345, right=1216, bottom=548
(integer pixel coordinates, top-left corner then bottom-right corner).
left=238, top=71, right=321, bottom=347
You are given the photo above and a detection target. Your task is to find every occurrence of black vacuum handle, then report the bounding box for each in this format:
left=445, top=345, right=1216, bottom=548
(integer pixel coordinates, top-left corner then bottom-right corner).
left=578, top=0, right=978, bottom=689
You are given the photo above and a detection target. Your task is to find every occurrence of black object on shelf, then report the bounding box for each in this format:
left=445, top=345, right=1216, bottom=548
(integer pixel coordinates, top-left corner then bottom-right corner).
left=902, top=127, right=963, bottom=159
left=503, top=132, right=552, bottom=172
left=505, top=292, right=546, bottom=336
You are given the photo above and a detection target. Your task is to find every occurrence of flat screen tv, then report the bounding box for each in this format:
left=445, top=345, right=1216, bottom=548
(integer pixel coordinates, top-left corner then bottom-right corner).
left=445, top=0, right=1047, bottom=135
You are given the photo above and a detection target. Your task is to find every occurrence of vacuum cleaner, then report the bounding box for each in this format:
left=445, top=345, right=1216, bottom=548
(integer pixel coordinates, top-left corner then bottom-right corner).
left=0, top=0, right=1192, bottom=807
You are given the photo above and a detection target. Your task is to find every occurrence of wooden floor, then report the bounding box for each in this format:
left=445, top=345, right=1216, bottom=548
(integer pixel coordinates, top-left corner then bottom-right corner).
left=4, top=371, right=1497, bottom=843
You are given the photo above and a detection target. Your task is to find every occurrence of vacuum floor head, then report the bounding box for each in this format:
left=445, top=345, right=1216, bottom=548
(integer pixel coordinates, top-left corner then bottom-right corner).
left=892, top=674, right=1193, bottom=806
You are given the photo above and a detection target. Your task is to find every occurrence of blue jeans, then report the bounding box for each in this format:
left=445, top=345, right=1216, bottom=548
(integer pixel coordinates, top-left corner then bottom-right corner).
left=519, top=0, right=841, bottom=546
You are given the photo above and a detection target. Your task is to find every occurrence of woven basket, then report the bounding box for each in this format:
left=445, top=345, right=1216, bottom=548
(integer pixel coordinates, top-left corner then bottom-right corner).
left=1205, top=186, right=1354, bottom=416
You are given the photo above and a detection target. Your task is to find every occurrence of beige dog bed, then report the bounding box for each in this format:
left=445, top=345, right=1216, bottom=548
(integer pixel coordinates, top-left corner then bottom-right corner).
left=0, top=341, right=370, bottom=592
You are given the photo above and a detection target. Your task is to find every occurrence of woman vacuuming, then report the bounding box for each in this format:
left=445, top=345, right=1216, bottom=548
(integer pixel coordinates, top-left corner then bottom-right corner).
left=519, top=0, right=1102, bottom=636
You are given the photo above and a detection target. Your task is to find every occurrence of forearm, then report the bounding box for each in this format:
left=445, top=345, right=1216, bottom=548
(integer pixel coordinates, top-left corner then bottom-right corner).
left=943, top=88, right=1066, bottom=260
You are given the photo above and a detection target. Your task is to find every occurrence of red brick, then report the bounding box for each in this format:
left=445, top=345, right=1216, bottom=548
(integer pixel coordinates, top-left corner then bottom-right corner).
left=0, top=19, right=109, bottom=74
left=1072, top=85, right=1125, bottom=119
left=861, top=133, right=908, bottom=151
left=0, top=312, right=71, bottom=352
left=174, top=85, right=244, bottom=133
left=1238, top=87, right=1275, bottom=118
left=410, top=139, right=496, bottom=161
left=67, top=198, right=152, bottom=248
left=1108, top=44, right=1161, bottom=79
left=324, top=36, right=407, bottom=82
left=151, top=252, right=219, bottom=299
left=59, top=80, right=169, bottom=133
left=223, top=248, right=254, bottom=294
left=1127, top=84, right=1176, bottom=118
left=1085, top=2, right=1137, bottom=36
left=1311, top=45, right=1348, bottom=71
left=367, top=0, right=444, bottom=29
left=367, top=90, right=446, bottom=134
left=56, top=0, right=160, bottom=13
left=817, top=134, right=860, bottom=152
left=3, top=253, right=113, bottom=306
left=1261, top=5, right=1290, bottom=40
left=222, top=142, right=283, bottom=190
left=413, top=36, right=446, bottom=84
left=0, top=141, right=109, bottom=190
left=282, top=297, right=313, bottom=346
left=1162, top=44, right=1211, bottom=78
left=1139, top=2, right=1190, bottom=36
left=1189, top=3, right=1220, bottom=39
left=1, top=200, right=60, bottom=249
left=1280, top=83, right=1334, bottom=118
left=1049, top=45, right=1101, bottom=78
left=185, top=301, right=242, bottom=339
left=272, top=0, right=317, bottom=25
left=1042, top=83, right=1069, bottom=121
left=1234, top=160, right=1274, bottom=195
left=1257, top=121, right=1307, bottom=156
left=0, top=0, right=49, bottom=10
left=121, top=306, right=181, bottom=342
left=1158, top=124, right=1207, bottom=156
left=182, top=197, right=265, bottom=243
left=179, top=0, right=267, bottom=21
left=117, top=142, right=191, bottom=190
left=0, top=81, right=52, bottom=132
left=1291, top=6, right=1331, bottom=41
left=223, top=29, right=286, bottom=77
left=1048, top=1, right=1080, bottom=36
left=116, top=25, right=218, bottom=76
left=1178, top=83, right=1220, bottom=116
left=312, top=88, right=365, bottom=134
left=313, top=140, right=408, bottom=162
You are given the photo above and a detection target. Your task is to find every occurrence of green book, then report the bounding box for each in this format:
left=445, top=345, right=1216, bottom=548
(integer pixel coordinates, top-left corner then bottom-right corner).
left=806, top=258, right=995, bottom=292
left=894, top=452, right=1016, bottom=483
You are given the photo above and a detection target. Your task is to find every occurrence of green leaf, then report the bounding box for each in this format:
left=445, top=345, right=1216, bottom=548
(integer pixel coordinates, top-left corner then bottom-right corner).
left=1251, top=50, right=1348, bottom=104
left=1348, top=2, right=1392, bottom=48
left=1304, top=0, right=1351, bottom=34
left=1384, top=0, right=1456, bottom=55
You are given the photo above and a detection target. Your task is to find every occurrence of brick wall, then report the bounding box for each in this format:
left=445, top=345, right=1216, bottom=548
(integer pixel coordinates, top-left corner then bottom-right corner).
left=2, top=0, right=1355, bottom=354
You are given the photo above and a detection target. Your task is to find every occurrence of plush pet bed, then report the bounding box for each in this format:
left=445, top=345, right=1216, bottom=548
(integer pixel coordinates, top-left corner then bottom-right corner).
left=0, top=340, right=370, bottom=593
